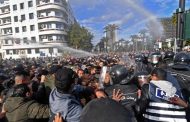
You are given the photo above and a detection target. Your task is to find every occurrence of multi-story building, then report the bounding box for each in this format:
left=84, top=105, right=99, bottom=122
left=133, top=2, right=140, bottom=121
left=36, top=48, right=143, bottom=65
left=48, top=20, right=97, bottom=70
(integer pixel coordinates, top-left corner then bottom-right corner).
left=0, top=0, right=76, bottom=59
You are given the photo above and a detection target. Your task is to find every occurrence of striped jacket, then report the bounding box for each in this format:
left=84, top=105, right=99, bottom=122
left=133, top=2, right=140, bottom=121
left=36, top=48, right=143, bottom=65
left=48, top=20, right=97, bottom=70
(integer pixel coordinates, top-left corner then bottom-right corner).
left=143, top=83, right=187, bottom=122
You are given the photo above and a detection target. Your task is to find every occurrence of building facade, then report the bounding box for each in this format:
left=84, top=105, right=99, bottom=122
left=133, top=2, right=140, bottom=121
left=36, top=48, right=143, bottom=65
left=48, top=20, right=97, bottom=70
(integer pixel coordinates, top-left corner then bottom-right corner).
left=0, top=0, right=75, bottom=59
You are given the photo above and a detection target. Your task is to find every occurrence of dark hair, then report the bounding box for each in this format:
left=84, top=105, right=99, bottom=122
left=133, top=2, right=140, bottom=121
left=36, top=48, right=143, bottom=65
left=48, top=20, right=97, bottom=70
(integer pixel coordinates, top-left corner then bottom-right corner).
left=12, top=84, right=30, bottom=97
left=151, top=68, right=167, bottom=80
left=55, top=68, right=75, bottom=93
left=15, top=70, right=30, bottom=77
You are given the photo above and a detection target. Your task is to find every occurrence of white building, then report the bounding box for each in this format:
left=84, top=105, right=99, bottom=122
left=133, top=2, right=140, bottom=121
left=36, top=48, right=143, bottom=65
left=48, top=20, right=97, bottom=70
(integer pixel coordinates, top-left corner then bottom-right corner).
left=0, top=0, right=76, bottom=59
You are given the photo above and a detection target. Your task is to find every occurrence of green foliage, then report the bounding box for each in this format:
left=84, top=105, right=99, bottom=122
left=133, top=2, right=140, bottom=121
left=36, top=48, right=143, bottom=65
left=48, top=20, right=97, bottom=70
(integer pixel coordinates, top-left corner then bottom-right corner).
left=172, top=14, right=177, bottom=26
left=185, top=39, right=190, bottom=46
left=67, top=23, right=94, bottom=51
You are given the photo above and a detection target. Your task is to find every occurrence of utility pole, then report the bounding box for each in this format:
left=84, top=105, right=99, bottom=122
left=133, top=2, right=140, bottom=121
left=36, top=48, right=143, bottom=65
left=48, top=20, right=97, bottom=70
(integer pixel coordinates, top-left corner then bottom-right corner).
left=176, top=0, right=185, bottom=51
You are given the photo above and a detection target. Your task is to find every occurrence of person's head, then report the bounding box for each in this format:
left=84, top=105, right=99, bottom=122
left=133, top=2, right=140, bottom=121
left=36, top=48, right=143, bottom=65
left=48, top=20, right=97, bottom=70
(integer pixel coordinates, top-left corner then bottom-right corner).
left=54, top=68, right=75, bottom=94
left=12, top=84, right=31, bottom=98
left=89, top=66, right=97, bottom=75
left=109, top=65, right=128, bottom=84
left=99, top=61, right=104, bottom=68
left=81, top=74, right=91, bottom=86
left=15, top=70, right=30, bottom=85
left=77, top=69, right=84, bottom=78
left=80, top=98, right=136, bottom=122
left=136, top=71, right=150, bottom=87
left=151, top=68, right=167, bottom=81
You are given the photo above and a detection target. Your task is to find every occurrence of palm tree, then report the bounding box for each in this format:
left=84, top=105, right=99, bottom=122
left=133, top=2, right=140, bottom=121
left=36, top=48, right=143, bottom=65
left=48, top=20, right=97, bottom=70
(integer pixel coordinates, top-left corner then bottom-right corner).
left=130, top=35, right=139, bottom=52
left=104, top=24, right=119, bottom=51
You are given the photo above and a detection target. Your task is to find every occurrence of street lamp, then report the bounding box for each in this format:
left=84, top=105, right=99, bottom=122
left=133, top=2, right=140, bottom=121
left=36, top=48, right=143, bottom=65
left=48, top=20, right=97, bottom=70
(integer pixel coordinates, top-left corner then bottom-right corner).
left=176, top=0, right=186, bottom=51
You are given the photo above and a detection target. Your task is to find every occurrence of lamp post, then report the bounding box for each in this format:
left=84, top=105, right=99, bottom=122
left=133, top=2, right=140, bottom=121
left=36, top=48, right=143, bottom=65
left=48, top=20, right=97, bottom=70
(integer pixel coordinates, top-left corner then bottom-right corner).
left=176, top=0, right=185, bottom=51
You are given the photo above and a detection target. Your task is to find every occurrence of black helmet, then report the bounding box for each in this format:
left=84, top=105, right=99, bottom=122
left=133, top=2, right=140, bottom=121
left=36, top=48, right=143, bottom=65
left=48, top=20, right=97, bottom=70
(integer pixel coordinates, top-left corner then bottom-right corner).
left=134, top=55, right=144, bottom=62
left=174, top=52, right=190, bottom=65
left=164, top=51, right=175, bottom=60
left=172, top=52, right=190, bottom=70
left=109, top=65, right=128, bottom=84
left=149, top=52, right=162, bottom=64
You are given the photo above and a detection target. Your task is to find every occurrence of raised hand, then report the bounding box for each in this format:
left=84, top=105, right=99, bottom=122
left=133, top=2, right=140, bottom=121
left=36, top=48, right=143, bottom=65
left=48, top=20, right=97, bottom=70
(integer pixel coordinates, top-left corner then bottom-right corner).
left=112, top=89, right=124, bottom=102
left=53, top=113, right=63, bottom=122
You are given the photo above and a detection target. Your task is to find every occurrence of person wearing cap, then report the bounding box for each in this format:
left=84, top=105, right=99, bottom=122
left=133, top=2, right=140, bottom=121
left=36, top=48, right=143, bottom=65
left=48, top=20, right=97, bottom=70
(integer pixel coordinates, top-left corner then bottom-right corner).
left=49, top=68, right=82, bottom=122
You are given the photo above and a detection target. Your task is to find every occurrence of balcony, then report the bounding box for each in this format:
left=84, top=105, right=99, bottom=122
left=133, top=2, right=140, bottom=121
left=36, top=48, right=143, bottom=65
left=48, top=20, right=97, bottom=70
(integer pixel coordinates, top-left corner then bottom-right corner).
left=39, top=28, right=67, bottom=35
left=0, top=21, right=11, bottom=28
left=38, top=16, right=67, bottom=23
left=37, top=3, right=67, bottom=12
left=1, top=32, right=12, bottom=36
left=40, top=38, right=66, bottom=43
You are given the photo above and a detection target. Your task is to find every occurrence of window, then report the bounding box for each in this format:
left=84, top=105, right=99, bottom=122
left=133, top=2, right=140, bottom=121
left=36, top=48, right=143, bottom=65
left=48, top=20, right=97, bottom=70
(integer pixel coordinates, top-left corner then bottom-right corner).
left=13, top=49, right=16, bottom=54
left=5, top=40, right=8, bottom=44
left=29, top=13, right=34, bottom=19
left=28, top=1, right=33, bottom=7
left=49, top=48, right=53, bottom=54
left=27, top=49, right=31, bottom=54
left=22, top=26, right=27, bottom=32
left=58, top=49, right=62, bottom=53
left=23, top=37, right=28, bottom=44
left=21, top=14, right=25, bottom=21
left=15, top=27, right=19, bottom=33
left=31, top=37, right=36, bottom=42
left=13, top=5, right=17, bottom=11
left=14, top=16, right=18, bottom=22
left=30, top=25, right=35, bottom=31
left=35, top=49, right=40, bottom=54
left=6, top=50, right=9, bottom=55
left=20, top=3, right=24, bottom=9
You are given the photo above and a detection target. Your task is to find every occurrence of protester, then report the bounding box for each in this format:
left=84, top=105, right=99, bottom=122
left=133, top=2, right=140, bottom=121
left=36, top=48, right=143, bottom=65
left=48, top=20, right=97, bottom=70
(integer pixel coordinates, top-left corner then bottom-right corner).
left=49, top=68, right=82, bottom=122
left=4, top=84, right=49, bottom=122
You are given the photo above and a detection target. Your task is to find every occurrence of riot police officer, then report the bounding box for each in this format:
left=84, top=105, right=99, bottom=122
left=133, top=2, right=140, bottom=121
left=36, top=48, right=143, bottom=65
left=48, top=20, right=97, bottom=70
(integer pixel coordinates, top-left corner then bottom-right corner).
left=167, top=52, right=190, bottom=122
left=104, top=65, right=138, bottom=108
left=163, top=51, right=175, bottom=67
left=134, top=54, right=147, bottom=73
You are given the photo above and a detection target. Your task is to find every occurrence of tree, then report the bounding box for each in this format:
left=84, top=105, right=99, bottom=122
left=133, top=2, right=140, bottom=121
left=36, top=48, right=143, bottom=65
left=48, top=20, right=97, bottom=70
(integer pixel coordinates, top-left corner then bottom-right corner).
left=104, top=24, right=119, bottom=50
left=172, top=14, right=177, bottom=26
left=130, top=35, right=139, bottom=52
left=67, top=24, right=94, bottom=51
left=185, top=39, right=190, bottom=46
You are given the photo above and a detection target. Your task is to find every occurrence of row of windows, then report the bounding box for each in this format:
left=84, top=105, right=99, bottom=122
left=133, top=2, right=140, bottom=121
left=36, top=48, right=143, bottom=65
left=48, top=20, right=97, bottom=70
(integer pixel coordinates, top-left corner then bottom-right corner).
left=4, top=37, right=36, bottom=44
left=15, top=25, right=35, bottom=33
left=6, top=48, right=61, bottom=55
left=6, top=49, right=38, bottom=55
left=13, top=1, right=33, bottom=11
left=14, top=13, right=34, bottom=22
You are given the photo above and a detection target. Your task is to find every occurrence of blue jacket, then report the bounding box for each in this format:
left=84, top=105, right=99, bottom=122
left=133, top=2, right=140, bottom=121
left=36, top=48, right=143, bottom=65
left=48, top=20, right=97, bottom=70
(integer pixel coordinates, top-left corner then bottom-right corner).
left=49, top=88, right=82, bottom=122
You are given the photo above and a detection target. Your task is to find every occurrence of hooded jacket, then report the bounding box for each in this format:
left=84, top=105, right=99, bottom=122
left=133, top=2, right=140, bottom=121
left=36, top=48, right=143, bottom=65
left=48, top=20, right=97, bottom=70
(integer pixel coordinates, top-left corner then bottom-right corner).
left=49, top=88, right=82, bottom=122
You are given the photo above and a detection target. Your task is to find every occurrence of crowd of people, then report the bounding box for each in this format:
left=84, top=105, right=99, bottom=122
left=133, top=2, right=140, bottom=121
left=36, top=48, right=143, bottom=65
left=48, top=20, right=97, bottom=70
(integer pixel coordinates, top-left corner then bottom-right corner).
left=0, top=51, right=189, bottom=122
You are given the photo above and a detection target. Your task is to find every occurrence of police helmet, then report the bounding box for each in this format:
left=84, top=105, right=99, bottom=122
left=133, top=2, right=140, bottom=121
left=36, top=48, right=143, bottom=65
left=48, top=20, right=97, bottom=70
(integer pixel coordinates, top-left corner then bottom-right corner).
left=109, top=65, right=128, bottom=84
left=172, top=52, right=190, bottom=70
left=164, top=51, right=175, bottom=60
left=149, top=52, right=162, bottom=64
left=134, top=55, right=145, bottom=62
left=174, top=52, right=190, bottom=65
